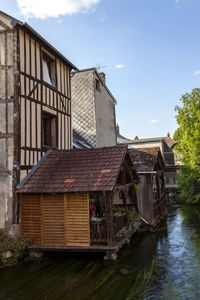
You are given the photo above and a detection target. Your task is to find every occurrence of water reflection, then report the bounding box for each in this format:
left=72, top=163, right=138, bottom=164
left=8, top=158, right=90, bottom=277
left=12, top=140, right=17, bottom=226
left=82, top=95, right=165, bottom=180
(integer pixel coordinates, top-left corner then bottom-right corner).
left=1, top=202, right=200, bottom=300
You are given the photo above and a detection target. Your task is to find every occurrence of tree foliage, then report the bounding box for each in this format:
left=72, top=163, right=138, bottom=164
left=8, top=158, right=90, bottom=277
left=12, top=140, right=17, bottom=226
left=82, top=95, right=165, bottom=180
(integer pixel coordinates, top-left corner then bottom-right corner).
left=174, top=88, right=200, bottom=204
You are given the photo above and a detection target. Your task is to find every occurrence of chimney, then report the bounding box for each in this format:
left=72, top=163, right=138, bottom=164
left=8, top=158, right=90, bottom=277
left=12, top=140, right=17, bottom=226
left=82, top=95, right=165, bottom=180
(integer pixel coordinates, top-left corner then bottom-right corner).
left=99, top=72, right=106, bottom=83
left=116, top=123, right=120, bottom=136
left=134, top=136, right=139, bottom=140
left=167, top=132, right=170, bottom=137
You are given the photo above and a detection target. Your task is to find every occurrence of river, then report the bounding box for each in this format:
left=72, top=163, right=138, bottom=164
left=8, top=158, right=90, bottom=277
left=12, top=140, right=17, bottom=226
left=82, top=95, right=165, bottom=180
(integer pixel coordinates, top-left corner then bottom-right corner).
left=1, top=201, right=200, bottom=300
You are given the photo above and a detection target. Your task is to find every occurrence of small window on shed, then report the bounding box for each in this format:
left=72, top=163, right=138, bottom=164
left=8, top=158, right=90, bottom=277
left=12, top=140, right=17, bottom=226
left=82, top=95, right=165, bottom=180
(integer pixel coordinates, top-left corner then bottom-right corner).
left=95, top=79, right=101, bottom=92
left=42, top=52, right=56, bottom=87
left=42, top=112, right=57, bottom=148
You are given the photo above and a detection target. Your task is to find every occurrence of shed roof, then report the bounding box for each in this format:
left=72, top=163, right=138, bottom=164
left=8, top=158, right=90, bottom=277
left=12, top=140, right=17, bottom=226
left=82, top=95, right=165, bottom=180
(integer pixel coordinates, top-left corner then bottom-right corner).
left=129, top=147, right=164, bottom=173
left=17, top=146, right=129, bottom=194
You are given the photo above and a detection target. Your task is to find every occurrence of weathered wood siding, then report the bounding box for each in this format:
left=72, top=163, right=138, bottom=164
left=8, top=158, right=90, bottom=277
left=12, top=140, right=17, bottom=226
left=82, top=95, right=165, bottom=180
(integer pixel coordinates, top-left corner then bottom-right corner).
left=137, top=174, right=154, bottom=224
left=20, top=193, right=90, bottom=247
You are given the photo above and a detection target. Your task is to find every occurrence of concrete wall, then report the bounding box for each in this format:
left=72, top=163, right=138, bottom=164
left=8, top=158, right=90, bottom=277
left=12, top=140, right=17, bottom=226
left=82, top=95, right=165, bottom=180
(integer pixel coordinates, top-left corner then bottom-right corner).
left=0, top=13, right=15, bottom=228
left=94, top=72, right=116, bottom=147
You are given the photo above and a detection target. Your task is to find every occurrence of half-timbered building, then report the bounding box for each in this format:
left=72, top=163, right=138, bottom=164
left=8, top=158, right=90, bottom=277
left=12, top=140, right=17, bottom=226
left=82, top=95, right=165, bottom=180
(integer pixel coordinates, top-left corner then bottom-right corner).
left=0, top=11, right=77, bottom=228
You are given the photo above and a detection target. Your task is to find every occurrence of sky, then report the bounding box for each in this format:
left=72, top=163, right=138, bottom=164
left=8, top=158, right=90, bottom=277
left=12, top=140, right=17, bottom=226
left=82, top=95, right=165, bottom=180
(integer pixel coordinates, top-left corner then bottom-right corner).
left=1, top=0, right=200, bottom=139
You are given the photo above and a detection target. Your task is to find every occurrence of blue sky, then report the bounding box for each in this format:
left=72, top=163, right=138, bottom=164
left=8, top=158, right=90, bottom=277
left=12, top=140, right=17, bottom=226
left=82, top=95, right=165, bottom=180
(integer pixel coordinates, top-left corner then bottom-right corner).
left=1, top=0, right=200, bottom=139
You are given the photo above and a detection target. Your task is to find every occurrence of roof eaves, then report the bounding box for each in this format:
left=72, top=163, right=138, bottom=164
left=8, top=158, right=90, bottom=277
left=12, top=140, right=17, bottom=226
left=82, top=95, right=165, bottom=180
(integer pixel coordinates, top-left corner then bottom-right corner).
left=16, top=150, right=52, bottom=191
left=10, top=18, right=78, bottom=71
left=138, top=171, right=157, bottom=174
left=72, top=67, right=117, bottom=104
left=111, top=146, right=129, bottom=190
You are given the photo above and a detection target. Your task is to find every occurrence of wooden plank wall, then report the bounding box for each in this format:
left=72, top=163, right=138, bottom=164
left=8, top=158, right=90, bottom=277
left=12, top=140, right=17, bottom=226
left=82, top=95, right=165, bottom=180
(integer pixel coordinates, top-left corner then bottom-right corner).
left=18, top=27, right=72, bottom=180
left=42, top=195, right=65, bottom=246
left=20, top=194, right=42, bottom=245
left=65, top=194, right=90, bottom=247
left=20, top=194, right=90, bottom=247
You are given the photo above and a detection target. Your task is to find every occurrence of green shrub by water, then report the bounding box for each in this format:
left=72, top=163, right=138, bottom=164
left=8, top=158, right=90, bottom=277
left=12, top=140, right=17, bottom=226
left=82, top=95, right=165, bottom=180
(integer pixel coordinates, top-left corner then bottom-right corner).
left=0, top=230, right=31, bottom=267
left=177, top=166, right=200, bottom=205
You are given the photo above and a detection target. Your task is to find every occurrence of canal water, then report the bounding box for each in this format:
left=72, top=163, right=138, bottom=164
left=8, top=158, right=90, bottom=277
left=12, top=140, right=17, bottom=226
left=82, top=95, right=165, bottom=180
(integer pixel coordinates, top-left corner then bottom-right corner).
left=1, top=201, right=200, bottom=300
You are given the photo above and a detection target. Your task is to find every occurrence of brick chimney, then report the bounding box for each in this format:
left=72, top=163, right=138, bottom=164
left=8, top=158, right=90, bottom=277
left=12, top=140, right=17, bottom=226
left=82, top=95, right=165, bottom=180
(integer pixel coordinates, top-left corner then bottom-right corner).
left=134, top=136, right=139, bottom=140
left=99, top=72, right=106, bottom=83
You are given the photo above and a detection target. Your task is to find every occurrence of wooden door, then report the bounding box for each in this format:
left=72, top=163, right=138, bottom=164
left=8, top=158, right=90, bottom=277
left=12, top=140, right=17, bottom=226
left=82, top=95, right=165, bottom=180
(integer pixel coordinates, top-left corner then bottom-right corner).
left=42, top=195, right=65, bottom=246
left=64, top=194, right=90, bottom=247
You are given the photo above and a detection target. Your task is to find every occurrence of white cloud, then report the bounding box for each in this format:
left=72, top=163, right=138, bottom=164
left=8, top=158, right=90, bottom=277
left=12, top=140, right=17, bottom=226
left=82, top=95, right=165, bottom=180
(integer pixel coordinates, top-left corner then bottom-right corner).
left=150, top=119, right=160, bottom=124
left=194, top=70, right=200, bottom=76
left=115, top=64, right=124, bottom=69
left=16, top=0, right=100, bottom=19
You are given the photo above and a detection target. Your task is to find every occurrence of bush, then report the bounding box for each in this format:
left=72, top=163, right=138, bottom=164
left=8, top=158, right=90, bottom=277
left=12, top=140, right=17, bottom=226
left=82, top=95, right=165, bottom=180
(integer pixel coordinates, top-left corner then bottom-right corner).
left=0, top=230, right=31, bottom=267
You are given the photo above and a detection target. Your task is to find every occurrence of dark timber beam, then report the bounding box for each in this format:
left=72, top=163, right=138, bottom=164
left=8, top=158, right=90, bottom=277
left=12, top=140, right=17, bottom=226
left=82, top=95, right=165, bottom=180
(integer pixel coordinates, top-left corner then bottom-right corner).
left=106, top=191, right=114, bottom=247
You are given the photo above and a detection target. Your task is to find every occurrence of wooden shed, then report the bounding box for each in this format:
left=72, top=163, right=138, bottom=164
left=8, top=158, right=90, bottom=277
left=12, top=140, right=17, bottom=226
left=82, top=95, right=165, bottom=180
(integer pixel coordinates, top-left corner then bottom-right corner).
left=16, top=146, right=138, bottom=260
left=129, top=147, right=167, bottom=226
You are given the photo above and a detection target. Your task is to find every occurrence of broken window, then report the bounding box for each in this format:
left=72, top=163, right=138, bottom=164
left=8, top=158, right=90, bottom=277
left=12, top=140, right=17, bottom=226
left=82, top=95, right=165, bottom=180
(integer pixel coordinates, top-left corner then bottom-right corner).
left=42, top=112, right=57, bottom=148
left=42, top=52, right=56, bottom=87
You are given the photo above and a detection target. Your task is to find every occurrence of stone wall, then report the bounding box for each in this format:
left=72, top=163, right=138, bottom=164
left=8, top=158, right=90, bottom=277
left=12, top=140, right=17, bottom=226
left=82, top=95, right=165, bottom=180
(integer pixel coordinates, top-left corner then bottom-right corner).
left=0, top=17, right=15, bottom=228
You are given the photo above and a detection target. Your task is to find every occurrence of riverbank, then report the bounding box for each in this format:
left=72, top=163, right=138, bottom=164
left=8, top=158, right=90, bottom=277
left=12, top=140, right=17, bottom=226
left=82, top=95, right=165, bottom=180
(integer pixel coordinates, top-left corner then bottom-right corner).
left=1, top=201, right=200, bottom=299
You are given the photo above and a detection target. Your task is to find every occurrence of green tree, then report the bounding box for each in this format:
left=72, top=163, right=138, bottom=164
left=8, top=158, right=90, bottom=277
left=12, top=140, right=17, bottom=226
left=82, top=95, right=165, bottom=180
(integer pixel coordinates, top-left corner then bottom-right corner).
left=174, top=88, right=200, bottom=204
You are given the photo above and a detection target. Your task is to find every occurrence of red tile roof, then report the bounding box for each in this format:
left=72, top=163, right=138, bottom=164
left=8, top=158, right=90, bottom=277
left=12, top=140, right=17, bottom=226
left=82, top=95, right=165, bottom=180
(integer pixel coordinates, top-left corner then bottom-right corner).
left=17, top=146, right=129, bottom=194
left=129, top=147, right=163, bottom=172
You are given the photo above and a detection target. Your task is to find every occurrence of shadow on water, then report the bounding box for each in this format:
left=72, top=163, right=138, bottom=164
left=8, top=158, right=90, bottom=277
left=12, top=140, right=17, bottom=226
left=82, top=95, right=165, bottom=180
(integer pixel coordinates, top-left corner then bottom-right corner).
left=1, top=201, right=200, bottom=300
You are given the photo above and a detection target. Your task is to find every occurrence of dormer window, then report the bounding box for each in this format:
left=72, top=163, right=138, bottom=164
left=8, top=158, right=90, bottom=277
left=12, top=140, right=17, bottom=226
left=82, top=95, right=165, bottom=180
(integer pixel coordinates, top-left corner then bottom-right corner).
left=42, top=51, right=56, bottom=87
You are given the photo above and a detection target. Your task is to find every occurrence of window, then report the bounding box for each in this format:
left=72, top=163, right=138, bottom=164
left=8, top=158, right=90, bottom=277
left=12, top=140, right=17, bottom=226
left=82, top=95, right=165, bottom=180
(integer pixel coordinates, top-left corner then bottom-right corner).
left=42, top=52, right=56, bottom=87
left=95, top=79, right=101, bottom=92
left=42, top=112, right=57, bottom=148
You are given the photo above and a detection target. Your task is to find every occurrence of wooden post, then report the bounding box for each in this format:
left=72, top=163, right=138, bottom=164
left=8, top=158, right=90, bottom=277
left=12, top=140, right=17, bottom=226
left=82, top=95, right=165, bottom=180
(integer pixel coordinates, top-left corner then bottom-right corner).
left=40, top=195, right=44, bottom=246
left=156, top=174, right=161, bottom=217
left=122, top=190, right=129, bottom=229
left=122, top=163, right=129, bottom=229
left=106, top=192, right=114, bottom=246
